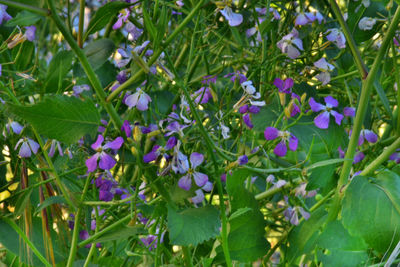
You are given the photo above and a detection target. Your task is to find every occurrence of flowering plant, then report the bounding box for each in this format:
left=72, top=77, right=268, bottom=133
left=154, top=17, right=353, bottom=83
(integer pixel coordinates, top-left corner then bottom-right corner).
left=1, top=0, right=400, bottom=266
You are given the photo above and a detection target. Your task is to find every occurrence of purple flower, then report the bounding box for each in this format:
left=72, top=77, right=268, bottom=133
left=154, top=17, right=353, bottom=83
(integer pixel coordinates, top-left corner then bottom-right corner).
left=72, top=84, right=90, bottom=96
left=125, top=88, right=152, bottom=111
left=192, top=87, right=212, bottom=104
left=344, top=107, right=356, bottom=117
left=295, top=12, right=309, bottom=26
left=225, top=71, right=247, bottom=84
left=309, top=96, right=344, bottom=129
left=6, top=121, right=24, bottom=135
left=358, top=129, right=378, bottom=145
left=48, top=140, right=63, bottom=157
left=238, top=155, right=248, bottom=165
left=273, top=78, right=294, bottom=93
left=277, top=29, right=303, bottom=59
left=0, top=5, right=12, bottom=25
left=338, top=146, right=365, bottom=164
left=15, top=138, right=40, bottom=158
left=143, top=137, right=177, bottom=163
left=121, top=120, right=132, bottom=138
left=326, top=28, right=346, bottom=49
left=125, top=22, right=143, bottom=41
left=264, top=127, right=298, bottom=157
left=358, top=17, right=376, bottom=31
left=85, top=135, right=124, bottom=172
left=178, top=152, right=208, bottom=191
left=113, top=9, right=130, bottom=30
left=25, top=26, right=36, bottom=41
left=220, top=6, right=243, bottom=27
left=201, top=75, right=217, bottom=84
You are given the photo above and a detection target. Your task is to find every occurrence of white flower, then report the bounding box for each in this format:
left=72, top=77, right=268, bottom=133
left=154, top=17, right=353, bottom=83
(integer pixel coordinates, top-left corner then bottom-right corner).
left=358, top=17, right=376, bottom=31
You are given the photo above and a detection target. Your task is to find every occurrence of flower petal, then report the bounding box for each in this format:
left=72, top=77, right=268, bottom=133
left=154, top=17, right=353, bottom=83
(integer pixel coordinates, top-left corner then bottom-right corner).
left=274, top=141, right=287, bottom=157
left=264, top=127, right=279, bottom=140
left=178, top=174, right=192, bottom=191
left=125, top=92, right=139, bottom=109
left=19, top=142, right=32, bottom=158
left=103, top=137, right=124, bottom=150
left=91, top=135, right=104, bottom=150
left=331, top=110, right=344, bottom=125
left=364, top=129, right=378, bottom=143
left=343, top=107, right=356, bottom=117
left=314, top=111, right=330, bottom=129
left=202, top=181, right=213, bottom=192
left=98, top=153, right=116, bottom=170
left=27, top=138, right=40, bottom=154
left=86, top=153, right=99, bottom=172
left=191, top=189, right=205, bottom=204
left=193, top=172, right=208, bottom=187
left=309, top=97, right=325, bottom=112
left=324, top=96, right=339, bottom=108
left=190, top=152, right=204, bottom=169
left=243, top=113, right=254, bottom=129
left=288, top=135, right=298, bottom=151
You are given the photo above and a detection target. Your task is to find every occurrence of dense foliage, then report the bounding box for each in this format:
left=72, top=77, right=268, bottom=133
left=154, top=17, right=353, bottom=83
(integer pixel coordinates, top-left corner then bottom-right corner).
left=1, top=0, right=400, bottom=266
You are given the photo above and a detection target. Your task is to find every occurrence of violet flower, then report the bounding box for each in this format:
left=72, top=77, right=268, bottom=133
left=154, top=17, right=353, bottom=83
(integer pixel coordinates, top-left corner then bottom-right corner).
left=125, top=88, right=152, bottom=111
left=309, top=96, right=343, bottom=129
left=191, top=181, right=213, bottom=204
left=25, top=26, right=36, bottom=41
left=0, top=5, right=12, bottom=25
left=338, top=146, right=365, bottom=164
left=113, top=9, right=130, bottom=30
left=178, top=152, right=208, bottom=191
left=225, top=71, right=247, bottom=84
left=264, top=127, right=298, bottom=157
left=344, top=107, right=356, bottom=117
left=220, top=6, right=243, bottom=27
left=326, top=28, right=346, bottom=49
left=239, top=104, right=260, bottom=129
left=273, top=78, right=294, bottom=93
left=192, top=87, right=212, bottom=104
left=143, top=136, right=177, bottom=163
left=72, top=84, right=90, bottom=96
left=85, top=135, right=124, bottom=172
left=358, top=129, right=378, bottom=145
left=15, top=137, right=40, bottom=158
left=277, top=28, right=303, bottom=59
left=48, top=140, right=63, bottom=157
left=6, top=121, right=24, bottom=135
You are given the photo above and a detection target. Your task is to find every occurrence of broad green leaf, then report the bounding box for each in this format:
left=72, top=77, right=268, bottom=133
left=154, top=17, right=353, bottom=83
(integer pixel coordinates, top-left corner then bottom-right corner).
left=226, top=169, right=270, bottom=262
left=342, top=171, right=400, bottom=253
left=44, top=50, right=74, bottom=93
left=6, top=11, right=41, bottom=27
left=8, top=95, right=100, bottom=145
left=34, top=196, right=66, bottom=215
left=286, top=206, right=327, bottom=263
left=83, top=39, right=116, bottom=71
left=84, top=1, right=131, bottom=39
left=94, top=225, right=145, bottom=243
left=316, top=221, right=369, bottom=267
left=167, top=205, right=220, bottom=246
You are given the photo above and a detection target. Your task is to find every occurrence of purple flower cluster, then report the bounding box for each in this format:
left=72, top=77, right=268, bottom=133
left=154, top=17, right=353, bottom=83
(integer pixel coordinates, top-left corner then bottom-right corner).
left=264, top=127, right=298, bottom=157
left=85, top=135, right=124, bottom=172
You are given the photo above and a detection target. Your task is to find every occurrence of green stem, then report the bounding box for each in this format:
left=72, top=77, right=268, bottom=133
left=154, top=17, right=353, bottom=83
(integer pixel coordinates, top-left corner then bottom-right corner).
left=360, top=136, right=400, bottom=176
left=78, top=214, right=131, bottom=248
left=66, top=175, right=92, bottom=267
left=328, top=0, right=368, bottom=79
left=327, top=6, right=400, bottom=222
left=0, top=0, right=50, bottom=16
left=2, top=217, right=52, bottom=267
left=106, top=0, right=207, bottom=102
left=78, top=0, right=85, bottom=48
left=182, top=246, right=193, bottom=267
left=46, top=0, right=122, bottom=130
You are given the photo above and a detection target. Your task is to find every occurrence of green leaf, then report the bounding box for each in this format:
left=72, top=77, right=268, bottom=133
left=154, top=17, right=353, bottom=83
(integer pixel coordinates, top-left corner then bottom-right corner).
left=226, top=169, right=270, bottom=262
left=84, top=1, right=131, bottom=39
left=167, top=205, right=221, bottom=246
left=94, top=225, right=145, bottom=243
left=44, top=50, right=74, bottom=93
left=8, top=95, right=100, bottom=145
left=14, top=188, right=33, bottom=216
left=83, top=39, right=116, bottom=71
left=374, top=78, right=392, bottom=118
left=6, top=10, right=41, bottom=27
left=342, top=171, right=400, bottom=253
left=316, top=221, right=369, bottom=267
left=286, top=206, right=327, bottom=263
left=306, top=158, right=347, bottom=170
left=34, top=196, right=66, bottom=215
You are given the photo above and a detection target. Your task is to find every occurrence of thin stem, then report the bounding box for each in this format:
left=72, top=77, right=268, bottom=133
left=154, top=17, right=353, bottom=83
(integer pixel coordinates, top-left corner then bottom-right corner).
left=360, top=136, right=400, bottom=176
left=327, top=6, right=400, bottom=222
left=328, top=0, right=368, bottom=79
left=66, top=175, right=92, bottom=267
left=182, top=246, right=193, bottom=267
left=78, top=0, right=85, bottom=48
left=2, top=217, right=52, bottom=267
left=46, top=0, right=122, bottom=130
left=0, top=0, right=50, bottom=16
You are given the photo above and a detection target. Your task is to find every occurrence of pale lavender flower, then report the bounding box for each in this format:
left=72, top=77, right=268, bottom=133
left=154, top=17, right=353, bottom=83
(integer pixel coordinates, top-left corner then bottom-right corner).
left=48, top=140, right=63, bottom=157
left=85, top=135, right=124, bottom=172
left=25, top=26, right=36, bottom=41
left=192, top=87, right=212, bottom=104
left=113, top=9, right=130, bottom=30
left=358, top=129, right=378, bottom=145
left=220, top=6, right=243, bottom=27
left=314, top=58, right=335, bottom=85
left=326, top=28, right=346, bottom=49
left=305, top=10, right=324, bottom=24
left=171, top=141, right=189, bottom=174
left=125, top=88, right=152, bottom=111
left=277, top=29, right=304, bottom=59
left=191, top=181, right=213, bottom=204
left=295, top=12, right=309, bottom=26
left=7, top=121, right=24, bottom=135
left=15, top=138, right=40, bottom=158
left=178, top=152, right=208, bottom=191
left=264, top=127, right=298, bottom=157
left=125, top=22, right=143, bottom=40
left=73, top=84, right=90, bottom=96
left=309, top=96, right=343, bottom=129
left=358, top=17, right=376, bottom=31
